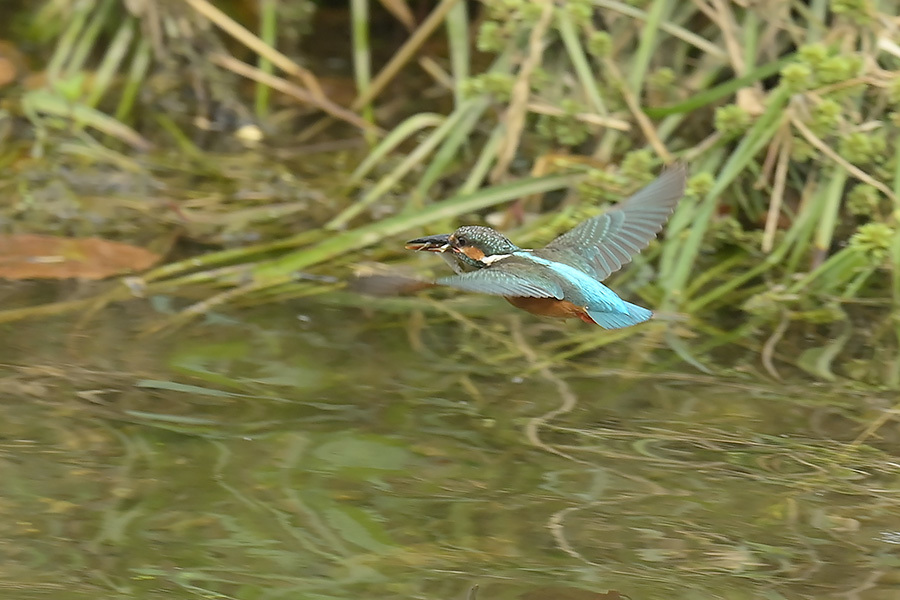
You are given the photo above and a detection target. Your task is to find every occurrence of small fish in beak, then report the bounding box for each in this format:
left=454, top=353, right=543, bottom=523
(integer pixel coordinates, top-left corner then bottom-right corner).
left=405, top=233, right=452, bottom=253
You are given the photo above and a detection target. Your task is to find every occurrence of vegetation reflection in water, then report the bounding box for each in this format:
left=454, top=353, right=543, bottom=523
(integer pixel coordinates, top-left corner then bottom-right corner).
left=0, top=303, right=897, bottom=600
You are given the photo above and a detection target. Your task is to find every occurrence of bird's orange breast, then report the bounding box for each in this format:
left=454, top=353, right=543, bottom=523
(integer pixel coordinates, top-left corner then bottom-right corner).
left=504, top=296, right=595, bottom=324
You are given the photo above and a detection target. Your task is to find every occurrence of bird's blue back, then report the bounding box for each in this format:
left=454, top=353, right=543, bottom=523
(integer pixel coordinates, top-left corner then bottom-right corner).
left=514, top=252, right=652, bottom=328
left=516, top=252, right=624, bottom=311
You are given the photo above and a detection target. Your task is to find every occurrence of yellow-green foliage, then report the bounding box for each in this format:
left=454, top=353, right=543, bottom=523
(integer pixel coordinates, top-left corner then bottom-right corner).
left=3, top=0, right=900, bottom=385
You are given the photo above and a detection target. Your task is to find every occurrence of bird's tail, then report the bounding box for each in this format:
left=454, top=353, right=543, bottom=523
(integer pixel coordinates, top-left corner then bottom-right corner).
left=586, top=302, right=653, bottom=329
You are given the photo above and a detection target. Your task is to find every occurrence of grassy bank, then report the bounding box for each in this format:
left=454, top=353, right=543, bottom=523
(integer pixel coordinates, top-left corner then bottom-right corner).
left=0, top=0, right=898, bottom=385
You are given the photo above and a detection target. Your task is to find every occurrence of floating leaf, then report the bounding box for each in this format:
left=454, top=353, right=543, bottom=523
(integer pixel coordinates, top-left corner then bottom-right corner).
left=0, top=234, right=159, bottom=279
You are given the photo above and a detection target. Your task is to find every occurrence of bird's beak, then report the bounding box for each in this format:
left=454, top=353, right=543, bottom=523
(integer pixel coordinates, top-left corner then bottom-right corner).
left=405, top=233, right=452, bottom=252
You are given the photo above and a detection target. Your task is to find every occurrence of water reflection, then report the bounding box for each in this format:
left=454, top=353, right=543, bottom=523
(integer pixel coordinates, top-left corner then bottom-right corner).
left=1, top=299, right=897, bottom=600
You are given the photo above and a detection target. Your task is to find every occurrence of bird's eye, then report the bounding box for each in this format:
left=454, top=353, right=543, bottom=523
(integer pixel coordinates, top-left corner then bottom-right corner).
left=455, top=236, right=467, bottom=247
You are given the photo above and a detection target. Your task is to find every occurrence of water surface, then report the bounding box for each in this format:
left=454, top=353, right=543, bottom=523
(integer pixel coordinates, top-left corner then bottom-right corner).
left=1, top=294, right=898, bottom=600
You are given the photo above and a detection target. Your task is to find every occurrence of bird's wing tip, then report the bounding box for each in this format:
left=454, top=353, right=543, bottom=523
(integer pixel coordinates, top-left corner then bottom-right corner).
left=661, top=162, right=689, bottom=186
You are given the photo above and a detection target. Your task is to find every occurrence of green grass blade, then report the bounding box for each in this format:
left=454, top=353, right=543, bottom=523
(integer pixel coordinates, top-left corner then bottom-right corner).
left=595, top=0, right=726, bottom=60
left=891, top=136, right=900, bottom=387
left=23, top=89, right=152, bottom=150
left=556, top=10, right=607, bottom=114
left=644, top=55, right=794, bottom=118
left=459, top=123, right=506, bottom=195
left=350, top=0, right=374, bottom=132
left=328, top=100, right=482, bottom=229
left=660, top=86, right=790, bottom=308
left=255, top=0, right=278, bottom=118
left=445, top=0, right=469, bottom=107
left=625, top=0, right=671, bottom=94
left=347, top=112, right=446, bottom=185
left=45, top=1, right=91, bottom=80
left=65, top=0, right=116, bottom=77
left=349, top=113, right=446, bottom=186
left=813, top=167, right=848, bottom=257
left=258, top=173, right=583, bottom=277
left=86, top=17, right=135, bottom=108
left=115, top=37, right=151, bottom=121
left=412, top=98, right=490, bottom=204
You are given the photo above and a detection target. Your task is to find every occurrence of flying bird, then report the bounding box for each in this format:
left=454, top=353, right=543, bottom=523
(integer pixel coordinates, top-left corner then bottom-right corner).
left=404, top=165, right=686, bottom=329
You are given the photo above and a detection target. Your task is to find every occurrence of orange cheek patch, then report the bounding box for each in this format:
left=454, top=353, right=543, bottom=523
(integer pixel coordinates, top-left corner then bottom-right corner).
left=459, top=246, right=486, bottom=261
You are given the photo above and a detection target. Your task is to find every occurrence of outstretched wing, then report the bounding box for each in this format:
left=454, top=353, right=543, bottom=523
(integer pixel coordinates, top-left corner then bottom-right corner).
left=542, top=164, right=686, bottom=281
left=435, top=257, right=564, bottom=299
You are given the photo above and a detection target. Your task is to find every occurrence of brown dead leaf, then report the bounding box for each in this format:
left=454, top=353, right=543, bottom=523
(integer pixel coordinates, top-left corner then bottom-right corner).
left=0, top=234, right=161, bottom=280
left=0, top=57, right=16, bottom=87
left=0, top=40, right=27, bottom=87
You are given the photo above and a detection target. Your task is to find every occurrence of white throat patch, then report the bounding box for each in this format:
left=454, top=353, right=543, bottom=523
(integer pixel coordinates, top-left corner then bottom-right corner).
left=481, top=253, right=513, bottom=265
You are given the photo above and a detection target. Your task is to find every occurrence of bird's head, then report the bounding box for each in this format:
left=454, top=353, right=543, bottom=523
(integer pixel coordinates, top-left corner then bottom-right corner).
left=405, top=225, right=519, bottom=271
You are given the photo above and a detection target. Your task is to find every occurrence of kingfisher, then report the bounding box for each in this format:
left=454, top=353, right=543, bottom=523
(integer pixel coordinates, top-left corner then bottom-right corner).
left=404, top=165, right=686, bottom=329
